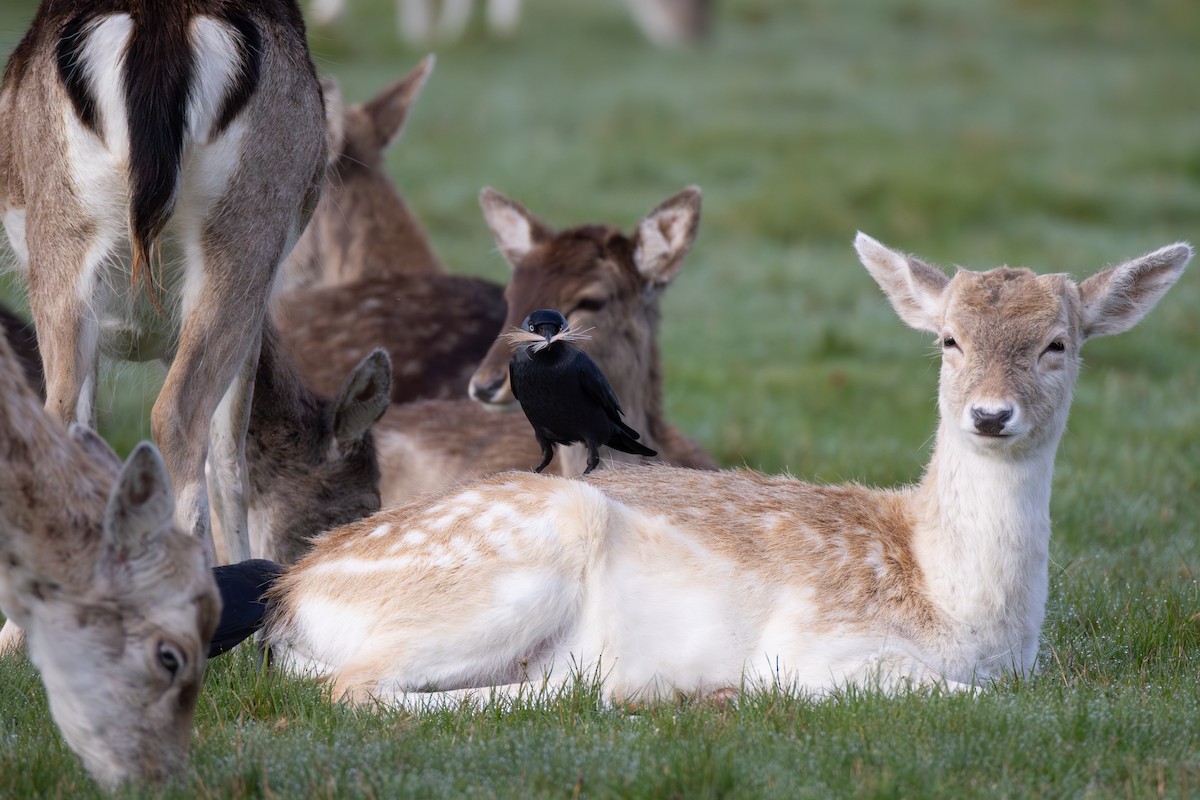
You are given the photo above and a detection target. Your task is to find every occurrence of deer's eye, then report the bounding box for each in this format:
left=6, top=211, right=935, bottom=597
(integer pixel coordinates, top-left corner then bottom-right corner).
left=942, top=336, right=959, bottom=350
left=1043, top=340, right=1065, bottom=354
left=157, top=641, right=184, bottom=678
left=573, top=297, right=607, bottom=314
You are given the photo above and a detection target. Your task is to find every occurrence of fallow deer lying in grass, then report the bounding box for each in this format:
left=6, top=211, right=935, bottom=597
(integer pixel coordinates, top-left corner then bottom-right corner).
left=279, top=57, right=444, bottom=291
left=259, top=236, right=1190, bottom=706
left=272, top=60, right=507, bottom=404
left=288, top=187, right=717, bottom=503
left=463, top=187, right=716, bottom=474
left=0, top=0, right=327, bottom=569
left=0, top=331, right=219, bottom=786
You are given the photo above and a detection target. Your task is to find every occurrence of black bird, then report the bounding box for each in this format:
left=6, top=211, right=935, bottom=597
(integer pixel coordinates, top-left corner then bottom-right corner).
left=507, top=309, right=656, bottom=476
left=208, top=559, right=285, bottom=658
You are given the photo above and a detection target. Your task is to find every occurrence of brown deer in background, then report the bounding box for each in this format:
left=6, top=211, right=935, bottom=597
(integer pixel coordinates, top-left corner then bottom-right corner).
left=465, top=187, right=716, bottom=474
left=369, top=187, right=718, bottom=504
left=0, top=0, right=327, bottom=574
left=273, top=60, right=507, bottom=404
left=0, top=330, right=220, bottom=786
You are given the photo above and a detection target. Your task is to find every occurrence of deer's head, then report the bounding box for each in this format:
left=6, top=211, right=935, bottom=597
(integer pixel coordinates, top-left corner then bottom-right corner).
left=468, top=187, right=701, bottom=406
left=856, top=234, right=1192, bottom=455
left=7, top=436, right=219, bottom=788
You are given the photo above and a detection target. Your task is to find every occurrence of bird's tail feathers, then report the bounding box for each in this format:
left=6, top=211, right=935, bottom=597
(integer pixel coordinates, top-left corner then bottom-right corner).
left=608, top=428, right=657, bottom=458
left=208, top=559, right=286, bottom=658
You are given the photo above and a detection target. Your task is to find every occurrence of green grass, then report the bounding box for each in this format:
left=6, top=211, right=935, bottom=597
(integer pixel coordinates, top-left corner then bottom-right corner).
left=2, top=0, right=1200, bottom=795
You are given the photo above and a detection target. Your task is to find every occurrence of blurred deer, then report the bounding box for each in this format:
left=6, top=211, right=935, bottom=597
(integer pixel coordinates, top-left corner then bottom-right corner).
left=0, top=328, right=220, bottom=786
left=261, top=237, right=1190, bottom=706
left=0, top=0, right=327, bottom=573
left=309, top=0, right=711, bottom=46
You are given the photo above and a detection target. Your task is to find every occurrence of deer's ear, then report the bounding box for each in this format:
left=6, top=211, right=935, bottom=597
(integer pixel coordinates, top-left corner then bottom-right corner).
left=333, top=349, right=392, bottom=448
left=1078, top=243, right=1192, bottom=340
left=854, top=232, right=949, bottom=333
left=362, top=54, right=434, bottom=151
left=103, top=443, right=176, bottom=559
left=479, top=188, right=553, bottom=266
left=633, top=186, right=701, bottom=286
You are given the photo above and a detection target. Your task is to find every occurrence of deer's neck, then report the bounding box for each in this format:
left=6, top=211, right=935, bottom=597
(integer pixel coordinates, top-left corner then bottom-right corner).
left=329, top=178, right=442, bottom=284
left=911, top=422, right=1060, bottom=675
left=612, top=303, right=667, bottom=455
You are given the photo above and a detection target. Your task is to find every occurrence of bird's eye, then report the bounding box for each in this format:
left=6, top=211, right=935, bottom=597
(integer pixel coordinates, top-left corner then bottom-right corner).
left=528, top=324, right=536, bottom=332
left=1043, top=340, right=1065, bottom=355
left=942, top=336, right=959, bottom=350
left=574, top=297, right=607, bottom=314
left=157, top=642, right=184, bottom=678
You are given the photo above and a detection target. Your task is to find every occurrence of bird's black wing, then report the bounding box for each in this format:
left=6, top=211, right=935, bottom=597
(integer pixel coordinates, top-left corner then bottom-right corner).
left=575, top=350, right=628, bottom=425
left=508, top=360, right=520, bottom=401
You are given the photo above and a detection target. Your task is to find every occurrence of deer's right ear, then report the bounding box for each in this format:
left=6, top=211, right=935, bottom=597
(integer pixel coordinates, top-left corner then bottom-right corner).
left=333, top=349, right=392, bottom=448
left=854, top=232, right=949, bottom=333
left=362, top=54, right=434, bottom=151
left=479, top=188, right=552, bottom=266
left=103, top=443, right=176, bottom=557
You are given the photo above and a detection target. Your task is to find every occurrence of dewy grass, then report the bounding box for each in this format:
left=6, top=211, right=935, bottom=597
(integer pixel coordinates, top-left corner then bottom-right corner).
left=2, top=0, right=1199, bottom=796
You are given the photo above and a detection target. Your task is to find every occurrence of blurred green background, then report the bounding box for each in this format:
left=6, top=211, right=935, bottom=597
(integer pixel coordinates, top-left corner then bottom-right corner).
left=1, top=1, right=1198, bottom=794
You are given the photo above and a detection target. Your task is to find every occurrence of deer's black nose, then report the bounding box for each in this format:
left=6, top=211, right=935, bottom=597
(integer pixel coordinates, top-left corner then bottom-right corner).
left=971, top=407, right=1013, bottom=436
left=470, top=374, right=508, bottom=403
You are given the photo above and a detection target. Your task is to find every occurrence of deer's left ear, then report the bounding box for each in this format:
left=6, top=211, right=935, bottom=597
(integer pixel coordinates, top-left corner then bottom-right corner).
left=103, top=443, right=176, bottom=560
left=333, top=349, right=392, bottom=448
left=1078, top=242, right=1192, bottom=340
left=633, top=186, right=701, bottom=286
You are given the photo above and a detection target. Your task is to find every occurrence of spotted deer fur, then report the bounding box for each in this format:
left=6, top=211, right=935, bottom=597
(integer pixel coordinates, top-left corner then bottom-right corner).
left=0, top=0, right=327, bottom=571
left=262, top=236, right=1190, bottom=706
left=0, top=330, right=219, bottom=786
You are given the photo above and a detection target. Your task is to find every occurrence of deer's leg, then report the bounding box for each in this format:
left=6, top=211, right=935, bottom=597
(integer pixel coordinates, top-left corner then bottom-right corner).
left=437, top=0, right=474, bottom=39
left=486, top=0, right=521, bottom=34
left=27, top=241, right=103, bottom=428
left=207, top=334, right=261, bottom=564
left=366, top=678, right=570, bottom=711
left=398, top=0, right=434, bottom=42
left=153, top=256, right=273, bottom=564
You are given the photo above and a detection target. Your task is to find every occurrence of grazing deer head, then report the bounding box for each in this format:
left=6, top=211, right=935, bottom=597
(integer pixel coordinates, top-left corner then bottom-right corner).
left=262, top=237, right=1189, bottom=706
left=468, top=187, right=713, bottom=470
left=280, top=57, right=442, bottom=291
left=0, top=334, right=219, bottom=787
left=243, top=322, right=391, bottom=564
left=0, top=0, right=327, bottom=566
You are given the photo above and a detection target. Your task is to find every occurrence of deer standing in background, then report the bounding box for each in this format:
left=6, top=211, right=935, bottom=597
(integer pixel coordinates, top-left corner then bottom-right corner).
left=0, top=0, right=327, bottom=577
left=260, top=236, right=1190, bottom=706
left=309, top=0, right=711, bottom=47
left=0, top=331, right=220, bottom=786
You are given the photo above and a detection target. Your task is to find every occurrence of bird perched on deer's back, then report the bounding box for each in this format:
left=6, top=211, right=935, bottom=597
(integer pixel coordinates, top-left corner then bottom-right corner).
left=506, top=309, right=656, bottom=476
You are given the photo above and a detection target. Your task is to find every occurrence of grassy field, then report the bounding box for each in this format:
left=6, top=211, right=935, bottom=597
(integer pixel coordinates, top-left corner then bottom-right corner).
left=2, top=0, right=1200, bottom=796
